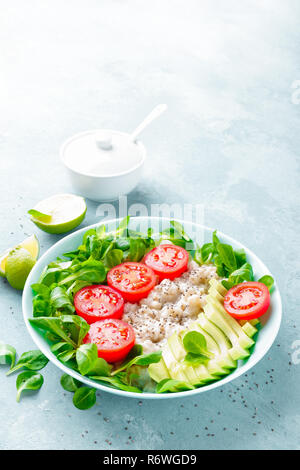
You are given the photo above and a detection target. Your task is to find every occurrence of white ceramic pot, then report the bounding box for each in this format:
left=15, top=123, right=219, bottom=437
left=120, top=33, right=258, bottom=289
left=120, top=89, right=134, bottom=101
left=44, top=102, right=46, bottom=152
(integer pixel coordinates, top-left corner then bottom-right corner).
left=60, top=130, right=146, bottom=202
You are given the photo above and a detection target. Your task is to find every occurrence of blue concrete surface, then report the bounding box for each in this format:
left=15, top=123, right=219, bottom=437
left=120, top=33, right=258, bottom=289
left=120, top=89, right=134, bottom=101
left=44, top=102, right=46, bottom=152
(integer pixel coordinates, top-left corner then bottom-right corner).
left=0, top=0, right=299, bottom=450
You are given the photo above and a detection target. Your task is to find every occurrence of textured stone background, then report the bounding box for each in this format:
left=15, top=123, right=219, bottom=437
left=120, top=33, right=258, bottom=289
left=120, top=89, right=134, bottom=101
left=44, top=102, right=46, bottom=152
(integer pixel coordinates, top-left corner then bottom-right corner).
left=0, top=0, right=299, bottom=450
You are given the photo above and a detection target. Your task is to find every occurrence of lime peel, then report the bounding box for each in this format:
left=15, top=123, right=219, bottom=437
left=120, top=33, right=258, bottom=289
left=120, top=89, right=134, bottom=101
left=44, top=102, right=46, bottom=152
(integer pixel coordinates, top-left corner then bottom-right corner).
left=28, top=209, right=52, bottom=223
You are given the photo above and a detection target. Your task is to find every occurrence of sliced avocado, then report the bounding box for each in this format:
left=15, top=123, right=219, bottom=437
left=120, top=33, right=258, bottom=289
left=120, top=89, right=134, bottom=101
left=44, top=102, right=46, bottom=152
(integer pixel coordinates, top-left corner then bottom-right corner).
left=186, top=363, right=215, bottom=385
left=186, top=322, right=220, bottom=354
left=240, top=321, right=258, bottom=338
left=176, top=326, right=232, bottom=379
left=187, top=323, right=232, bottom=376
left=207, top=285, right=224, bottom=303
left=167, top=333, right=186, bottom=361
left=203, top=302, right=250, bottom=360
left=209, top=280, right=259, bottom=340
left=162, top=341, right=179, bottom=370
left=169, top=363, right=191, bottom=382
left=209, top=278, right=227, bottom=296
left=161, top=337, right=191, bottom=382
left=148, top=358, right=170, bottom=382
left=197, top=313, right=237, bottom=369
left=168, top=333, right=215, bottom=385
left=148, top=277, right=260, bottom=385
left=179, top=364, right=202, bottom=385
left=240, top=318, right=260, bottom=327
left=206, top=295, right=254, bottom=349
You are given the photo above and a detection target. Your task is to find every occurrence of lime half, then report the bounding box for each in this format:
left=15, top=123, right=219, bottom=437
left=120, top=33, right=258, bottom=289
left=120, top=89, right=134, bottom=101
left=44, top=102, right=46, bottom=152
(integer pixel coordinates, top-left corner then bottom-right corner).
left=29, top=194, right=87, bottom=234
left=0, top=234, right=39, bottom=277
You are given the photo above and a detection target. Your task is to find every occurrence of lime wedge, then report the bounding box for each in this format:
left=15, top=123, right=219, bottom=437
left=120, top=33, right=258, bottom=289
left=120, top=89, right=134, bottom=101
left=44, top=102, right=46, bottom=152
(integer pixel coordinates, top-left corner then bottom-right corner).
left=0, top=234, right=39, bottom=277
left=0, top=249, right=10, bottom=277
left=29, top=194, right=87, bottom=234
left=6, top=247, right=36, bottom=290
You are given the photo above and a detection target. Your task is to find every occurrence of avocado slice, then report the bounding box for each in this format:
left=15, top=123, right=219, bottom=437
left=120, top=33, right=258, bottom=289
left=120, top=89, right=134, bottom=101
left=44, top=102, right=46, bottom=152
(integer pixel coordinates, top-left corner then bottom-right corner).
left=209, top=278, right=227, bottom=296
left=148, top=278, right=260, bottom=385
left=208, top=280, right=259, bottom=340
left=186, top=323, right=233, bottom=376
left=240, top=318, right=260, bottom=337
left=168, top=333, right=215, bottom=385
left=240, top=318, right=260, bottom=328
left=206, top=295, right=255, bottom=350
left=148, top=357, right=170, bottom=382
left=188, top=321, right=220, bottom=355
left=204, top=302, right=251, bottom=360
left=197, top=313, right=237, bottom=369
left=249, top=318, right=260, bottom=326
left=160, top=338, right=191, bottom=382
left=207, top=284, right=225, bottom=303
left=169, top=363, right=191, bottom=382
left=240, top=321, right=258, bottom=338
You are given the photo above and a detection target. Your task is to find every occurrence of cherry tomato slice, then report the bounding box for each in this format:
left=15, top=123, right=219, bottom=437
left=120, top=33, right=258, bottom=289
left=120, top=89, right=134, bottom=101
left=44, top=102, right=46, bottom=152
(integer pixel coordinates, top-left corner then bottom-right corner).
left=223, top=281, right=270, bottom=320
left=83, top=318, right=135, bottom=363
left=143, top=244, right=189, bottom=281
left=107, top=262, right=157, bottom=303
left=74, top=285, right=124, bottom=324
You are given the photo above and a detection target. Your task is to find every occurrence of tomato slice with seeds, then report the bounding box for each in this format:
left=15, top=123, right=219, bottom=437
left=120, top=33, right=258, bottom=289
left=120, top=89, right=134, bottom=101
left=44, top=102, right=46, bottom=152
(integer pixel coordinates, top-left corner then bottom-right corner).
left=74, top=285, right=124, bottom=324
left=143, top=244, right=189, bottom=281
left=223, top=281, right=270, bottom=320
left=107, top=262, right=157, bottom=302
left=83, top=318, right=135, bottom=362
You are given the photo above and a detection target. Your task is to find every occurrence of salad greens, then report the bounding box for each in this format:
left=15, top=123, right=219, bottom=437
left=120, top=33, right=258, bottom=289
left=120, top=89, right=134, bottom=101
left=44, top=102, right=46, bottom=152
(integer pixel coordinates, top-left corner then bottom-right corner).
left=60, top=372, right=100, bottom=411
left=6, top=350, right=49, bottom=376
left=28, top=217, right=274, bottom=399
left=0, top=342, right=16, bottom=368
left=258, top=275, right=274, bottom=291
left=30, top=217, right=156, bottom=319
left=0, top=341, right=46, bottom=402
left=112, top=350, right=162, bottom=376
left=156, top=378, right=195, bottom=393
left=194, top=230, right=274, bottom=290
left=60, top=373, right=81, bottom=392
left=182, top=331, right=214, bottom=366
left=76, top=344, right=111, bottom=377
left=72, top=386, right=97, bottom=410
left=16, top=371, right=44, bottom=402
left=28, top=217, right=195, bottom=396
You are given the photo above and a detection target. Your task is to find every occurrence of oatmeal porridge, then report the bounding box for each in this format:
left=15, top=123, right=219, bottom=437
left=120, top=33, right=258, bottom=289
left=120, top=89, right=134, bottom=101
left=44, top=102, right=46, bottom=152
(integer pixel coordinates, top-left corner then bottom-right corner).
left=123, top=261, right=219, bottom=353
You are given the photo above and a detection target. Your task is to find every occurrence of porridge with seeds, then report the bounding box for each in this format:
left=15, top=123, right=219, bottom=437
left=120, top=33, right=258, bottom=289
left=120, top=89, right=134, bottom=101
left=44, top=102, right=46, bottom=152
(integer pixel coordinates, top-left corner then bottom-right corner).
left=123, top=261, right=218, bottom=353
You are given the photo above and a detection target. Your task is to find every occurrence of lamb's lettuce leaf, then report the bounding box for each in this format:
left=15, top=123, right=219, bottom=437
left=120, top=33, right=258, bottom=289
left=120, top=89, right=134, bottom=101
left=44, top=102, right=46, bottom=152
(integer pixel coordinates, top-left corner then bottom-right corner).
left=258, top=275, right=274, bottom=291
left=182, top=331, right=214, bottom=361
left=76, top=343, right=111, bottom=377
left=156, top=379, right=195, bottom=393
left=112, top=350, right=162, bottom=376
left=195, top=230, right=274, bottom=290
left=90, top=375, right=142, bottom=393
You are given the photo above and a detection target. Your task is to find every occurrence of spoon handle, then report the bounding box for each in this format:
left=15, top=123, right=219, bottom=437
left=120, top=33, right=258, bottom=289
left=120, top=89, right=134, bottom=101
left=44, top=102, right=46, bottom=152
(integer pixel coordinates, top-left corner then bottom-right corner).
left=130, top=104, right=167, bottom=141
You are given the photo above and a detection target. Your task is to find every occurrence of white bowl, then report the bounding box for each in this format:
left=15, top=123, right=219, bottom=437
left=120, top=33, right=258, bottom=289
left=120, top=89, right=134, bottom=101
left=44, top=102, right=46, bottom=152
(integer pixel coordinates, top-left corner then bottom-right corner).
left=60, top=130, right=146, bottom=202
left=22, top=217, right=282, bottom=400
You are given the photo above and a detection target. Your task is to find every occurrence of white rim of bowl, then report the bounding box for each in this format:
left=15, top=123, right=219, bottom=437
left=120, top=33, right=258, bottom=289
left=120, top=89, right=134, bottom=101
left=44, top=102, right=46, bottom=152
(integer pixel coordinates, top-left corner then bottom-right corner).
left=22, top=217, right=282, bottom=400
left=60, top=129, right=146, bottom=179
